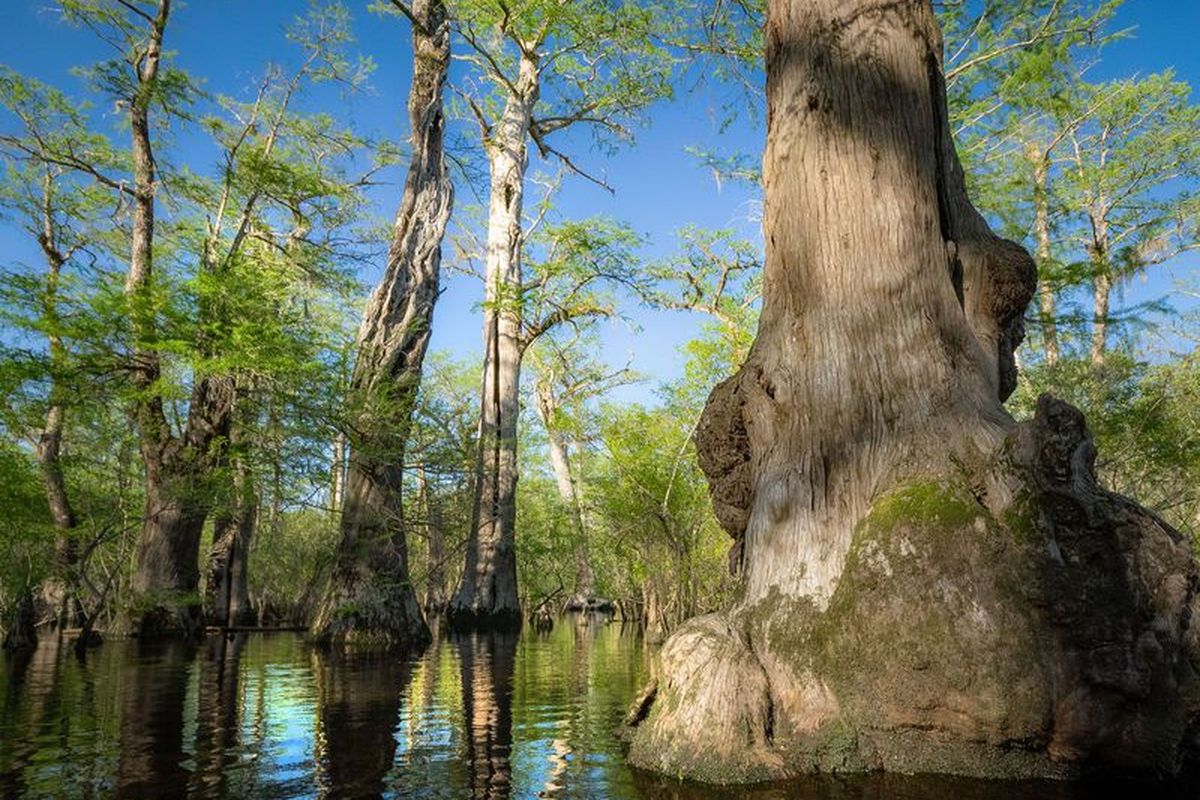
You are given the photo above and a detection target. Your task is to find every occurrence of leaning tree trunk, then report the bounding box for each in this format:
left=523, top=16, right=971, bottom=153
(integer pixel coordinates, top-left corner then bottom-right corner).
left=534, top=384, right=595, bottom=611
left=627, top=0, right=1200, bottom=783
left=447, top=55, right=539, bottom=632
left=310, top=0, right=452, bottom=648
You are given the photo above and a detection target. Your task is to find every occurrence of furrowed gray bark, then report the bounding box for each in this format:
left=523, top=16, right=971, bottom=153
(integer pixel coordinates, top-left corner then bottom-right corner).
left=629, top=0, right=1200, bottom=783
left=331, top=430, right=347, bottom=514
left=447, top=54, right=540, bottom=632
left=310, top=0, right=452, bottom=648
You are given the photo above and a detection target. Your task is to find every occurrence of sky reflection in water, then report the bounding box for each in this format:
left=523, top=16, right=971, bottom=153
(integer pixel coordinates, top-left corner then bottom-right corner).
left=1, top=620, right=1198, bottom=799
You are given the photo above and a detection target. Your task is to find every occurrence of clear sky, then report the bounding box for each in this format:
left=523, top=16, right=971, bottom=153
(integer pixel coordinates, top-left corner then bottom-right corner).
left=1, top=0, right=1196, bottom=406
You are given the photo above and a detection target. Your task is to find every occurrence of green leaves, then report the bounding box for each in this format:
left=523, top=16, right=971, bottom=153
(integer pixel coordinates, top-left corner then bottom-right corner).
left=451, top=0, right=676, bottom=169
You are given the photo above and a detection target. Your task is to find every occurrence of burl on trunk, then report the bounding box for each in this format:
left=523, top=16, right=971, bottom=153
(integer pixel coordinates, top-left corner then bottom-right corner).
left=627, top=0, right=1200, bottom=783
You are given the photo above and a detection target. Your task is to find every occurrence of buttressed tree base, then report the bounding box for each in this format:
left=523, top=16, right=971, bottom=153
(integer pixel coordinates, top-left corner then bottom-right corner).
left=626, top=0, right=1200, bottom=783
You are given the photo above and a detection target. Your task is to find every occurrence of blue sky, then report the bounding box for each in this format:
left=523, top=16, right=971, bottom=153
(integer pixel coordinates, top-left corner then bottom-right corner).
left=0, top=0, right=1196, bottom=407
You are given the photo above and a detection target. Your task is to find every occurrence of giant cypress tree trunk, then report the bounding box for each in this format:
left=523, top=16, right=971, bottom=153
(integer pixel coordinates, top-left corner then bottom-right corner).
left=628, top=0, right=1200, bottom=783
left=447, top=55, right=539, bottom=631
left=310, top=0, right=451, bottom=648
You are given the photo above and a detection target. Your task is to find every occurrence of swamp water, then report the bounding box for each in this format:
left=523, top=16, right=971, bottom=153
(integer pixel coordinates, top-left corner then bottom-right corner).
left=0, top=620, right=1196, bottom=799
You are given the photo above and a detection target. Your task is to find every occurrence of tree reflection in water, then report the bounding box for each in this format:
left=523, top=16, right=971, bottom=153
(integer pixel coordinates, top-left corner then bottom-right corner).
left=191, top=633, right=247, bottom=799
left=314, top=647, right=413, bottom=798
left=9, top=626, right=1192, bottom=798
left=455, top=631, right=517, bottom=800
left=116, top=639, right=196, bottom=799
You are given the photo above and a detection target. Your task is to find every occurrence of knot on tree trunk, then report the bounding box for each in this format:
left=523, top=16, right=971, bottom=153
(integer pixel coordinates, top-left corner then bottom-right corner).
left=960, top=233, right=1037, bottom=401
left=694, top=372, right=752, bottom=573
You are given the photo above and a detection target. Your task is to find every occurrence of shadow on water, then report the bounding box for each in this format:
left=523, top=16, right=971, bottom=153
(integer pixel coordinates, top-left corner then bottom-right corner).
left=1, top=621, right=1199, bottom=798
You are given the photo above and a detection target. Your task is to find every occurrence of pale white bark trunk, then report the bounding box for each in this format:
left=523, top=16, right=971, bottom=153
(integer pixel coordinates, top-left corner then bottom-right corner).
left=1090, top=259, right=1111, bottom=368
left=534, top=383, right=595, bottom=605
left=331, top=431, right=346, bottom=514
left=1030, top=150, right=1060, bottom=366
left=449, top=54, right=540, bottom=629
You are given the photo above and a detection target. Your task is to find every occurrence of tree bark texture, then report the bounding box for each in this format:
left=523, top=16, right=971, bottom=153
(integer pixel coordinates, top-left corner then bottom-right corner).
left=331, top=430, right=347, bottom=514
left=310, top=0, right=451, bottom=648
left=204, top=414, right=257, bottom=629
left=448, top=55, right=540, bottom=631
left=1091, top=267, right=1111, bottom=368
left=627, top=0, right=1200, bottom=783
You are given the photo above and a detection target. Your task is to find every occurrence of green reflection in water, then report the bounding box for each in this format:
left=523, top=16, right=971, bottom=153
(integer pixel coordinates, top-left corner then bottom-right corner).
left=0, top=619, right=1196, bottom=799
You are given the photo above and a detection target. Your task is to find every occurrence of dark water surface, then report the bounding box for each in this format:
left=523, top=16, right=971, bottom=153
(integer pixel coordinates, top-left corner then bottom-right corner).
left=1, top=621, right=1197, bottom=799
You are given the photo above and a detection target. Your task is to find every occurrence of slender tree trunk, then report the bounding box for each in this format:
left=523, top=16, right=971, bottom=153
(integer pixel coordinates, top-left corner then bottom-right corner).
left=628, top=0, right=1200, bottom=783
left=534, top=384, right=595, bottom=610
left=418, top=466, right=448, bottom=614
left=448, top=55, right=539, bottom=631
left=1090, top=269, right=1111, bottom=367
left=34, top=171, right=81, bottom=629
left=1030, top=149, right=1059, bottom=366
left=1089, top=214, right=1112, bottom=368
left=311, top=0, right=452, bottom=648
left=331, top=431, right=347, bottom=514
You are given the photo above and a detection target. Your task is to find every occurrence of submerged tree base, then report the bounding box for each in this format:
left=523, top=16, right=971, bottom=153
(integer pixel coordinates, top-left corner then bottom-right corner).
left=627, top=397, right=1200, bottom=783
left=310, top=566, right=431, bottom=651
left=445, top=605, right=523, bottom=634
left=129, top=596, right=204, bottom=641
